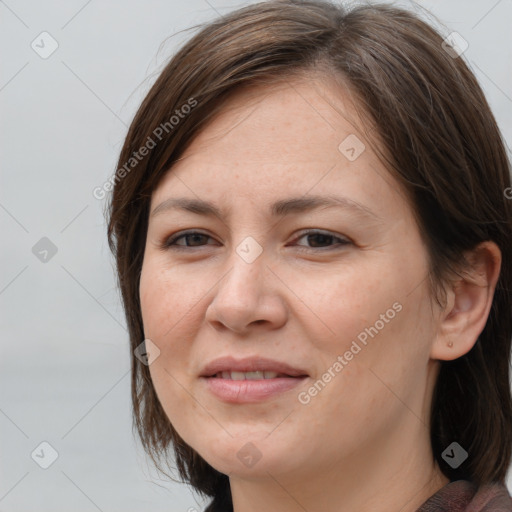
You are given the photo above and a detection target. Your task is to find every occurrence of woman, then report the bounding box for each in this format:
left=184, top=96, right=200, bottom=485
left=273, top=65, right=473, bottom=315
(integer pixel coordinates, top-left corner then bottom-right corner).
left=106, top=1, right=512, bottom=510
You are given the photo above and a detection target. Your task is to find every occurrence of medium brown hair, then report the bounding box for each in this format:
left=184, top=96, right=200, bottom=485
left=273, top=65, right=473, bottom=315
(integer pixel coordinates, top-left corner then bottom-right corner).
left=106, top=1, right=512, bottom=510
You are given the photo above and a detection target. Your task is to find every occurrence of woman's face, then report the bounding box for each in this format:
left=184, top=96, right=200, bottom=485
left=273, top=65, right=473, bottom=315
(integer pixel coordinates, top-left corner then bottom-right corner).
left=139, top=77, right=443, bottom=481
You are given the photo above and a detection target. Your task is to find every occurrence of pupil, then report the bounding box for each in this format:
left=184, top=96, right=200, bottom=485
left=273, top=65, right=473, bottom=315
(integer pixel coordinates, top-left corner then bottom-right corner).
left=188, top=234, right=206, bottom=246
left=309, top=234, right=332, bottom=247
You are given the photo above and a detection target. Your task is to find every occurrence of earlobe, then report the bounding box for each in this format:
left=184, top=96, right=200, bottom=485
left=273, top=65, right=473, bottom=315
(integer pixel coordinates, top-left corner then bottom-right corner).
left=430, top=241, right=501, bottom=362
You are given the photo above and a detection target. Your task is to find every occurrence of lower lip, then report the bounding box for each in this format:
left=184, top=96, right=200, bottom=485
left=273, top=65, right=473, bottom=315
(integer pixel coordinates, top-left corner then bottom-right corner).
left=202, top=376, right=308, bottom=403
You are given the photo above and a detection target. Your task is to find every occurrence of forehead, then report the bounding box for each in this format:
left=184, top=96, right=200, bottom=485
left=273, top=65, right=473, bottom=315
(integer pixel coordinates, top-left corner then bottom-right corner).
left=150, top=76, right=409, bottom=222
left=178, top=76, right=366, bottom=163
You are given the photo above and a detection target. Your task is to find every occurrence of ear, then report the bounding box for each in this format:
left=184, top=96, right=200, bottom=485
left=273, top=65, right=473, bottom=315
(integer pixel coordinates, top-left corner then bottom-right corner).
left=431, top=241, right=501, bottom=361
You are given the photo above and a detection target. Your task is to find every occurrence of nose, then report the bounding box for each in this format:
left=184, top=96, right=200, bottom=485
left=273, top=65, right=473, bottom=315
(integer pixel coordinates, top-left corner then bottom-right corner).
left=204, top=250, right=288, bottom=334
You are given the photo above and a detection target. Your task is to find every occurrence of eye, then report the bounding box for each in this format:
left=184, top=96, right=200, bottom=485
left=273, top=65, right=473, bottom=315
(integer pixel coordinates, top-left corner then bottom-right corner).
left=162, top=230, right=218, bottom=250
left=292, top=229, right=351, bottom=250
left=161, top=229, right=351, bottom=251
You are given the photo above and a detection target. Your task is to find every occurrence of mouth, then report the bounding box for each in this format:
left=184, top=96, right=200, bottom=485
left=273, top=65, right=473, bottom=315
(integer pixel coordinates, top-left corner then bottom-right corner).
left=210, top=370, right=303, bottom=380
left=200, top=357, right=309, bottom=403
left=200, top=356, right=308, bottom=378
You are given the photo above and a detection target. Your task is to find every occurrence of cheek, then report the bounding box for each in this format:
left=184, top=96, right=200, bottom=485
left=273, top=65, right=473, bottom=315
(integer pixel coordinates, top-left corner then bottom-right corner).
left=139, top=262, right=202, bottom=431
left=139, top=259, right=206, bottom=343
left=287, top=261, right=394, bottom=354
left=294, top=259, right=432, bottom=391
left=139, top=259, right=212, bottom=415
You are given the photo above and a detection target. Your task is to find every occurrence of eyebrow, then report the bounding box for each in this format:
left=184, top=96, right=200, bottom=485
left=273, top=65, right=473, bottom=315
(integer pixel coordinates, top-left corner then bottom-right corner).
left=150, top=194, right=382, bottom=221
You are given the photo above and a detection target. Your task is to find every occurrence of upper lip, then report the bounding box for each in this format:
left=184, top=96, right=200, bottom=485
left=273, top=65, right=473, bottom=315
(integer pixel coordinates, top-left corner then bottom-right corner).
left=200, top=356, right=309, bottom=378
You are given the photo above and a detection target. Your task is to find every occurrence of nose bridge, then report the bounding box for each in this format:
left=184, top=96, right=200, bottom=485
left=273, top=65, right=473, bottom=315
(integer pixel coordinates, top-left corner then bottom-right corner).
left=219, top=240, right=266, bottom=306
left=206, top=236, right=286, bottom=332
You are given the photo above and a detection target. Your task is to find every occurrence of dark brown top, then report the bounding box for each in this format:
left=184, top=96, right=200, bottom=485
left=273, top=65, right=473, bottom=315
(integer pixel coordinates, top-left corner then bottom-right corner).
left=416, top=480, right=512, bottom=512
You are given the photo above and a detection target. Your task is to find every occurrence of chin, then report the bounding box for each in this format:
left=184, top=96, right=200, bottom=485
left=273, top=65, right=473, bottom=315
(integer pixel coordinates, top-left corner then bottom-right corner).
left=186, top=430, right=294, bottom=477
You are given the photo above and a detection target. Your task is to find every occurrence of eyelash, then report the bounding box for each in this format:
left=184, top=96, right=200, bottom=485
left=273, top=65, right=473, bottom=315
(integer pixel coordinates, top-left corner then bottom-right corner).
left=161, top=229, right=351, bottom=252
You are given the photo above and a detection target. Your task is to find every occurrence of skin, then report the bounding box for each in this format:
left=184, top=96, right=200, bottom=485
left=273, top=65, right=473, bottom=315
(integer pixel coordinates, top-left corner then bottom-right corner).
left=139, top=74, right=501, bottom=512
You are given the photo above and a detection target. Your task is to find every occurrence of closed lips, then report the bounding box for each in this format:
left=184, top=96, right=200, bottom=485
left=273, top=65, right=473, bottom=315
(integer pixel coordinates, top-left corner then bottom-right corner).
left=200, top=357, right=309, bottom=379
left=215, top=371, right=295, bottom=380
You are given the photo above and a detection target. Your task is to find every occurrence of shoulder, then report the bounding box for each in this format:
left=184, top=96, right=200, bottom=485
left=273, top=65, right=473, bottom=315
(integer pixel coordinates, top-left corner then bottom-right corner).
left=416, top=480, right=512, bottom=512
left=470, top=481, right=512, bottom=512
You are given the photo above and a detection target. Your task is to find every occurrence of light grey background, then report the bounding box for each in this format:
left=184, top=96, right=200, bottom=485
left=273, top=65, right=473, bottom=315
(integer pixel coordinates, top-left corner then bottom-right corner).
left=1, top=1, right=511, bottom=511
